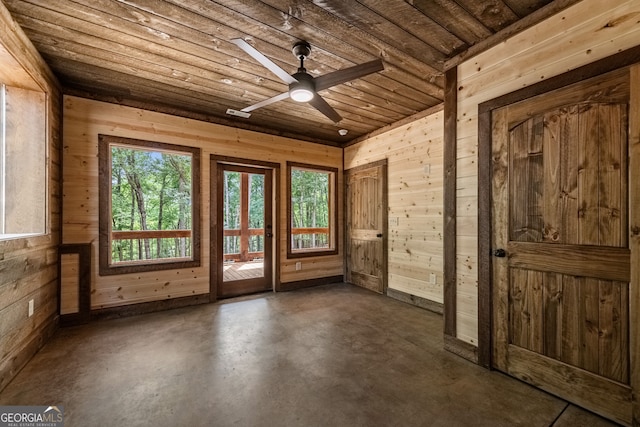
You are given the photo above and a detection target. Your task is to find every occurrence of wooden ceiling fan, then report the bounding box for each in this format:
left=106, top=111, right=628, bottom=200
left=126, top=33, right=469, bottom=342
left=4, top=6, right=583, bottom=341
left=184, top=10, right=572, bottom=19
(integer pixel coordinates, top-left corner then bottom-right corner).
left=226, top=39, right=384, bottom=123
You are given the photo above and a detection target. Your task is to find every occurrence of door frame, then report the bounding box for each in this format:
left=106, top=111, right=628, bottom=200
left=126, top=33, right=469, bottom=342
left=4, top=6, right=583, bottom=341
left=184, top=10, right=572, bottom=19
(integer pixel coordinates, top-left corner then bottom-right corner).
left=344, top=158, right=388, bottom=294
left=209, top=155, right=280, bottom=302
left=476, top=48, right=640, bottom=423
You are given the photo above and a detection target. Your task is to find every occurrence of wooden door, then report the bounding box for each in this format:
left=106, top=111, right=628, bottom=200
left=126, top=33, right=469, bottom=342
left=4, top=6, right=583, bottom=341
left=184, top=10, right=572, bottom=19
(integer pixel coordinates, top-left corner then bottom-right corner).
left=491, top=69, right=635, bottom=425
left=216, top=164, right=273, bottom=298
left=345, top=161, right=387, bottom=294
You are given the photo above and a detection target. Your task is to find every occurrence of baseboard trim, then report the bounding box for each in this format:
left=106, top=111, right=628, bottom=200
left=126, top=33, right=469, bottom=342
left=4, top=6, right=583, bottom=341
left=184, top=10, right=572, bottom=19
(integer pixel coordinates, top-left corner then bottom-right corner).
left=444, top=334, right=479, bottom=364
left=90, top=294, right=210, bottom=322
left=278, top=275, right=344, bottom=292
left=0, top=314, right=58, bottom=393
left=386, top=288, right=444, bottom=314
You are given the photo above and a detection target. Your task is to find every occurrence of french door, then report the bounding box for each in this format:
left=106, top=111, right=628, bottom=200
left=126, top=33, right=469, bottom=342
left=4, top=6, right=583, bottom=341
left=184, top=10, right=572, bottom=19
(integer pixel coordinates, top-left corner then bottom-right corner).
left=214, top=163, right=273, bottom=298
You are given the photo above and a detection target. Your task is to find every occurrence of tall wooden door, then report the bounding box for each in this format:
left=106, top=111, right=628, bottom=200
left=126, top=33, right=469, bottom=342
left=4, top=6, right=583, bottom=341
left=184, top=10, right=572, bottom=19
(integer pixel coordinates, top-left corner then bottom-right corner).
left=491, top=69, right=636, bottom=425
left=215, top=164, right=273, bottom=298
left=345, top=161, right=387, bottom=294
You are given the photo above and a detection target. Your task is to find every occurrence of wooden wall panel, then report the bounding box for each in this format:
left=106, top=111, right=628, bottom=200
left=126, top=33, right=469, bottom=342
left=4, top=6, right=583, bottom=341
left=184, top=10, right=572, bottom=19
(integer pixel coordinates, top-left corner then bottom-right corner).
left=344, top=107, right=444, bottom=304
left=63, top=96, right=342, bottom=309
left=60, top=253, right=79, bottom=314
left=455, top=0, right=640, bottom=346
left=0, top=1, right=61, bottom=392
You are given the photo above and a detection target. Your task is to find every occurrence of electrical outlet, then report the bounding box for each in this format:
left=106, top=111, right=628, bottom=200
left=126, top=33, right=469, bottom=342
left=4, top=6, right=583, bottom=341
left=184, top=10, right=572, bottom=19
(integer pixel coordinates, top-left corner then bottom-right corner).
left=295, top=261, right=302, bottom=271
left=28, top=299, right=34, bottom=317
left=429, top=273, right=437, bottom=285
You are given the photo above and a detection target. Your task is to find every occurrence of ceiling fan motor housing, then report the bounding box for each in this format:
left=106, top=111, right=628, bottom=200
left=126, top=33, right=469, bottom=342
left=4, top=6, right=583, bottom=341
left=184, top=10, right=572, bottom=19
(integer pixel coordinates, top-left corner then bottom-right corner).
left=289, top=71, right=315, bottom=102
left=292, top=41, right=312, bottom=60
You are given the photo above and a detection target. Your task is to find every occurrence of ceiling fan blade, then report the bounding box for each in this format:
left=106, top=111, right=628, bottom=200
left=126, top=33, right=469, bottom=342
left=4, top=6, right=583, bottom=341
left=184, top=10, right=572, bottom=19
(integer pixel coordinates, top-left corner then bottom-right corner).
left=240, top=91, right=290, bottom=113
left=314, top=59, right=384, bottom=92
left=309, top=95, right=342, bottom=123
left=230, top=38, right=297, bottom=85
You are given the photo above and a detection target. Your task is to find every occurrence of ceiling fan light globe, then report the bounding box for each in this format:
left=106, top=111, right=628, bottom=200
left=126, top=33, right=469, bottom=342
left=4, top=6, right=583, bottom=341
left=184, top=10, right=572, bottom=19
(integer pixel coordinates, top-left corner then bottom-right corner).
left=290, top=88, right=314, bottom=102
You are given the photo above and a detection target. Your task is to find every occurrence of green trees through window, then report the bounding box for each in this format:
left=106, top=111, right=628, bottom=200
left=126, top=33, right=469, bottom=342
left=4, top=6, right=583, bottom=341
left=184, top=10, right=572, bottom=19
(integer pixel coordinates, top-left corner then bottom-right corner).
left=99, top=135, right=200, bottom=275
left=110, top=146, right=192, bottom=262
left=287, top=162, right=338, bottom=257
left=223, top=171, right=265, bottom=257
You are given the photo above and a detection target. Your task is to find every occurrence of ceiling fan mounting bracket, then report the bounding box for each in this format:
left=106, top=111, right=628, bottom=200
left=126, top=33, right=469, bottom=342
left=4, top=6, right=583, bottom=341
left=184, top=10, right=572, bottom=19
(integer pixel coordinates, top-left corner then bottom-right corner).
left=292, top=41, right=311, bottom=60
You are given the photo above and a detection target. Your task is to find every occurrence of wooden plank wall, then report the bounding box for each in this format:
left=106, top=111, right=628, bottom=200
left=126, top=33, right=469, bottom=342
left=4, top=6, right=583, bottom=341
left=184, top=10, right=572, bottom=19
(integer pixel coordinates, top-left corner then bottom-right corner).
left=62, top=96, right=343, bottom=309
left=344, top=107, right=444, bottom=304
left=455, top=0, right=640, bottom=345
left=0, top=2, right=61, bottom=392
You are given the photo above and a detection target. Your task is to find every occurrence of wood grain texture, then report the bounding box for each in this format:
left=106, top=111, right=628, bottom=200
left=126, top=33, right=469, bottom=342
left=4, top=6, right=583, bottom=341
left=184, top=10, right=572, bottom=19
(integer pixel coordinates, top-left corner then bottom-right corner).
left=59, top=253, right=79, bottom=315
left=464, top=0, right=640, bottom=349
left=489, top=107, right=509, bottom=371
left=0, top=0, right=61, bottom=393
left=444, top=67, right=458, bottom=337
left=488, top=68, right=632, bottom=423
left=58, top=243, right=91, bottom=326
left=629, top=64, right=640, bottom=426
left=507, top=345, right=631, bottom=425
left=63, top=95, right=343, bottom=309
left=344, top=109, right=444, bottom=304
left=345, top=162, right=386, bottom=294
left=1, top=0, right=561, bottom=144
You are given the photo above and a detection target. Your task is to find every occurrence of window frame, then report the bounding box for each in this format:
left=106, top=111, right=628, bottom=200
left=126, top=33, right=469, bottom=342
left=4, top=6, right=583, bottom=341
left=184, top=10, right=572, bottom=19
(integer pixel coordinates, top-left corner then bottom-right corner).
left=98, top=134, right=201, bottom=276
left=286, top=161, right=338, bottom=259
left=0, top=84, right=48, bottom=241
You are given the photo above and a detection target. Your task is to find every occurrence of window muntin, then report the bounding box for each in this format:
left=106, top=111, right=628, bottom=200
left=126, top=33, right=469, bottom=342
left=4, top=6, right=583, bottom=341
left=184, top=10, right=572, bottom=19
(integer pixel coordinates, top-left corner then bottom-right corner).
left=99, top=135, right=200, bottom=275
left=287, top=162, right=338, bottom=258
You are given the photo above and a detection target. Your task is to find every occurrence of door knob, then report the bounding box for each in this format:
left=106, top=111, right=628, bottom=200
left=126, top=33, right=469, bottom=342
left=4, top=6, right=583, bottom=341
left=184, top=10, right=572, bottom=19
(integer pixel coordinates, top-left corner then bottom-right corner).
left=493, top=248, right=506, bottom=257
left=376, top=233, right=383, bottom=238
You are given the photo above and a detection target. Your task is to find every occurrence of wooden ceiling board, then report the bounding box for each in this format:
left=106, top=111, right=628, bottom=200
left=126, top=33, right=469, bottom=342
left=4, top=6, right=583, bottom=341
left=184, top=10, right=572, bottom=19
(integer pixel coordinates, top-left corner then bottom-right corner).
left=3, top=0, right=576, bottom=145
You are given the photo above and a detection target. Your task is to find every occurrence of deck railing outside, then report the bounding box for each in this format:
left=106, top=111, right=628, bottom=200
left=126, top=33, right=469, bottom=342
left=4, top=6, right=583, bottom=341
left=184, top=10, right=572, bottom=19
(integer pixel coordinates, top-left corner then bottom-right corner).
left=222, top=227, right=330, bottom=261
left=111, top=229, right=192, bottom=262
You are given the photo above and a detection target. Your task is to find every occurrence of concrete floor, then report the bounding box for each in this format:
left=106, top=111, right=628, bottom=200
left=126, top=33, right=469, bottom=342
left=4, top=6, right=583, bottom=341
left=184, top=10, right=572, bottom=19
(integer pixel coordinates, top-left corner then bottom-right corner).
left=0, top=283, right=619, bottom=426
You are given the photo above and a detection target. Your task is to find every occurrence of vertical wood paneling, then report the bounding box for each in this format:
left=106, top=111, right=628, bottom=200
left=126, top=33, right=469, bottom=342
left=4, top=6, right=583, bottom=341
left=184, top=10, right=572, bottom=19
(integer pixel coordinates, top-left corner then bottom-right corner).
left=629, top=64, right=640, bottom=425
left=562, top=275, right=582, bottom=367
left=509, top=121, right=530, bottom=241
left=510, top=269, right=629, bottom=384
left=542, top=110, right=561, bottom=243
left=509, top=268, right=527, bottom=348
left=578, top=105, right=600, bottom=245
left=560, top=106, right=580, bottom=245
left=599, top=104, right=627, bottom=247
left=489, top=107, right=510, bottom=368
left=581, top=277, right=600, bottom=373
left=60, top=253, right=79, bottom=314
left=599, top=280, right=629, bottom=383
left=527, top=269, right=544, bottom=354
left=543, top=272, right=563, bottom=360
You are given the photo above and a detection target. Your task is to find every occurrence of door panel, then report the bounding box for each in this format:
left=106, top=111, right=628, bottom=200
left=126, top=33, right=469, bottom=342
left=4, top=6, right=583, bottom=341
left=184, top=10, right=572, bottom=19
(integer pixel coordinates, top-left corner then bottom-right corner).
left=216, top=164, right=273, bottom=298
left=492, top=70, right=632, bottom=424
left=346, top=162, right=387, bottom=294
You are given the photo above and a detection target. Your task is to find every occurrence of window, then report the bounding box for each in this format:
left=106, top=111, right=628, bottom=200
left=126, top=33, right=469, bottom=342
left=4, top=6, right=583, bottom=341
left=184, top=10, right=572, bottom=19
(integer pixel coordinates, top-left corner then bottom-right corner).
left=0, top=84, right=47, bottom=240
left=287, top=162, right=338, bottom=258
left=99, top=135, right=200, bottom=275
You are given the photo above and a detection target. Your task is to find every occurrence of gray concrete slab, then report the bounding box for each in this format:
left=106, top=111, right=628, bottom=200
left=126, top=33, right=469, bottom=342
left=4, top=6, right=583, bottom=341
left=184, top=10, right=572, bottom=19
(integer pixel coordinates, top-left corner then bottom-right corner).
left=0, top=283, right=619, bottom=426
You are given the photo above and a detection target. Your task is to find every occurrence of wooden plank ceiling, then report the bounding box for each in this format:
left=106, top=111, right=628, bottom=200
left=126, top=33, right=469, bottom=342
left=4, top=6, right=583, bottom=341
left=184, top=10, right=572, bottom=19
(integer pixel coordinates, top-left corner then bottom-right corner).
left=4, top=0, right=577, bottom=145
